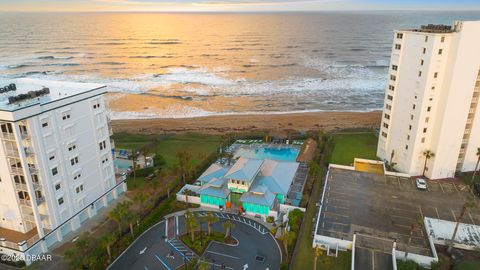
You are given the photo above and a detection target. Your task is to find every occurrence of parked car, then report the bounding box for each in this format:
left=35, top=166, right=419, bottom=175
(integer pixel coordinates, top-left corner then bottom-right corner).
left=473, top=183, right=480, bottom=197
left=416, top=178, right=427, bottom=190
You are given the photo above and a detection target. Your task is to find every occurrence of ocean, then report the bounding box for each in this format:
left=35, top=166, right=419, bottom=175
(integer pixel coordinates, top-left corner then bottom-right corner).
left=1, top=11, right=480, bottom=118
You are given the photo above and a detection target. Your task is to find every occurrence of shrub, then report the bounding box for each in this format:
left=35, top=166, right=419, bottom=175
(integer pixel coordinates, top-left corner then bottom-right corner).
left=397, top=259, right=425, bottom=270
left=266, top=216, right=275, bottom=223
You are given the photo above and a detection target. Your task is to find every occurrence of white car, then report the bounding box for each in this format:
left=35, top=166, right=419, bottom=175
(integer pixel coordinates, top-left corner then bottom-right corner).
left=416, top=178, right=427, bottom=190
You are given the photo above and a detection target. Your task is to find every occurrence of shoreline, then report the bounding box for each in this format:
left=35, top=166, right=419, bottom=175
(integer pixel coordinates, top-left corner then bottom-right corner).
left=110, top=110, right=382, bottom=135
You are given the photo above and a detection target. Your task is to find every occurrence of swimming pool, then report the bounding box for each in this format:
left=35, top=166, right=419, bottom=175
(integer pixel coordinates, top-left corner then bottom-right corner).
left=234, top=145, right=300, bottom=162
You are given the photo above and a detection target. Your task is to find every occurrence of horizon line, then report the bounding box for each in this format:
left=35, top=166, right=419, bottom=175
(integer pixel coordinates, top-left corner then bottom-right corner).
left=2, top=9, right=480, bottom=13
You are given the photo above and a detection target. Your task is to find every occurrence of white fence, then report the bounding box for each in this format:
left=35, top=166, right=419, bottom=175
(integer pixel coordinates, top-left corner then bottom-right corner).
left=313, top=234, right=353, bottom=251
left=176, top=194, right=201, bottom=205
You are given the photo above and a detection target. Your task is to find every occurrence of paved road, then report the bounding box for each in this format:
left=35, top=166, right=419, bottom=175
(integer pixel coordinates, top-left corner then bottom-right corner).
left=108, top=220, right=194, bottom=270
left=108, top=211, right=281, bottom=270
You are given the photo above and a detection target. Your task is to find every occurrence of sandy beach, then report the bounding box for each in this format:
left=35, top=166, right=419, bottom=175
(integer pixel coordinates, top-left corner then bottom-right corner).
left=110, top=110, right=382, bottom=135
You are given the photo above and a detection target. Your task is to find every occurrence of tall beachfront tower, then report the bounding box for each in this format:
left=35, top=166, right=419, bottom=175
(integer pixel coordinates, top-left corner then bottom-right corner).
left=377, top=21, right=480, bottom=179
left=0, top=78, right=125, bottom=263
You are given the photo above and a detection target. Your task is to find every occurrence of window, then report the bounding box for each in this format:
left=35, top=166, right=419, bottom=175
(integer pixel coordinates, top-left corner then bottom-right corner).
left=395, top=44, right=401, bottom=50
left=421, top=138, right=425, bottom=143
left=390, top=75, right=396, bottom=81
left=99, top=140, right=107, bottom=151
left=407, top=135, right=410, bottom=140
left=422, top=48, right=426, bottom=54
left=74, top=172, right=82, bottom=180
left=75, top=185, right=84, bottom=194
left=438, top=49, right=443, bottom=55
left=413, top=104, right=416, bottom=110
left=420, top=59, right=424, bottom=66
left=52, top=167, right=58, bottom=176
left=434, top=72, right=438, bottom=78
left=93, top=100, right=101, bottom=109
left=423, top=128, right=427, bottom=133
left=387, top=95, right=393, bottom=101
left=382, top=132, right=387, bottom=138
left=58, top=197, right=64, bottom=205
left=41, top=121, right=49, bottom=128
left=427, top=106, right=431, bottom=112
left=425, top=36, right=428, bottom=42
left=384, top=114, right=390, bottom=120
left=409, top=125, right=412, bottom=130
left=62, top=112, right=71, bottom=120
left=418, top=71, right=422, bottom=77
left=68, top=144, right=76, bottom=151
left=385, top=104, right=392, bottom=110
left=441, top=36, right=445, bottom=42
left=432, top=86, right=435, bottom=90
left=405, top=145, right=409, bottom=150
left=55, top=183, right=61, bottom=190
left=397, top=33, right=403, bottom=39
left=392, top=65, right=398, bottom=71
left=383, top=122, right=389, bottom=128
left=388, top=85, right=395, bottom=91
left=70, top=156, right=79, bottom=166
left=49, top=155, right=55, bottom=161
left=410, top=115, right=414, bottom=120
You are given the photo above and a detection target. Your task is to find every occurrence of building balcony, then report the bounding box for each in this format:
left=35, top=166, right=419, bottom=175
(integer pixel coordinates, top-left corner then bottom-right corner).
left=1, top=132, right=16, bottom=141
left=28, top=165, right=38, bottom=174
left=24, top=147, right=35, bottom=156
left=5, top=148, right=20, bottom=157
left=15, top=183, right=29, bottom=191
left=10, top=167, right=24, bottom=175
left=20, top=132, right=30, bottom=140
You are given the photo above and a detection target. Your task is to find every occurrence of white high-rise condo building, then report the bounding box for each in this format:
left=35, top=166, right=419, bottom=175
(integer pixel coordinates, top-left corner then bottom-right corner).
left=0, top=78, right=126, bottom=265
left=377, top=21, right=480, bottom=179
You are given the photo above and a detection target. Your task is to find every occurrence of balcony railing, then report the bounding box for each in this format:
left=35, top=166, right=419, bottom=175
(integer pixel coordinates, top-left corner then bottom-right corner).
left=24, top=147, right=35, bottom=156
left=15, top=183, right=28, bottom=191
left=28, top=166, right=38, bottom=174
left=5, top=148, right=20, bottom=157
left=20, top=132, right=30, bottom=140
left=10, top=167, right=24, bottom=175
left=19, top=199, right=31, bottom=207
left=1, top=132, right=15, bottom=141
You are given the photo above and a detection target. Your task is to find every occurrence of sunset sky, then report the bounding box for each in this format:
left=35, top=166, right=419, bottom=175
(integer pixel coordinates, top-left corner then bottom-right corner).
left=1, top=0, right=480, bottom=12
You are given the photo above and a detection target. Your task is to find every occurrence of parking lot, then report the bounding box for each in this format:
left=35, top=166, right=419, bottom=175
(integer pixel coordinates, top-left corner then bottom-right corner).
left=316, top=168, right=480, bottom=269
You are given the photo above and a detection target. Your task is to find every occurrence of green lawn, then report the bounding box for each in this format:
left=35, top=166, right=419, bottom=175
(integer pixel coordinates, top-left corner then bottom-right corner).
left=112, top=133, right=223, bottom=169
left=330, top=133, right=378, bottom=166
left=454, top=261, right=480, bottom=270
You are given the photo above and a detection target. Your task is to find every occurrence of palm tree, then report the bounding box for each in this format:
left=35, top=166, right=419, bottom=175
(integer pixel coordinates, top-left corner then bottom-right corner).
left=222, top=220, right=235, bottom=239
left=133, top=191, right=149, bottom=214
left=197, top=260, right=210, bottom=270
left=470, top=147, right=480, bottom=188
left=101, top=234, right=116, bottom=262
left=109, top=204, right=125, bottom=234
left=203, top=212, right=219, bottom=236
left=404, top=217, right=423, bottom=259
left=175, top=151, right=193, bottom=184
left=125, top=210, right=137, bottom=239
left=422, top=150, right=435, bottom=176
left=449, top=200, right=477, bottom=251
left=313, top=245, right=323, bottom=270
left=283, top=229, right=296, bottom=262
left=182, top=188, right=194, bottom=208
left=185, top=210, right=200, bottom=242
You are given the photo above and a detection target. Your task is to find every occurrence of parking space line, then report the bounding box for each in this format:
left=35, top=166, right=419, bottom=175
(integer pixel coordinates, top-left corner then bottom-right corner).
left=371, top=249, right=375, bottom=270
left=435, top=208, right=440, bottom=219
left=468, top=212, right=476, bottom=225
left=154, top=254, right=171, bottom=270
left=451, top=210, right=458, bottom=222
left=418, top=206, right=424, bottom=219
left=439, top=182, right=445, bottom=193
